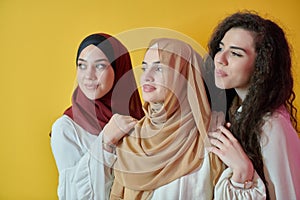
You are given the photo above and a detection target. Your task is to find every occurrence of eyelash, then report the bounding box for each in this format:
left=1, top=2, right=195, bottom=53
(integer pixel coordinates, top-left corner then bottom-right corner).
left=96, top=63, right=107, bottom=69
left=231, top=52, right=242, bottom=57
left=156, top=66, right=163, bottom=71
left=77, top=63, right=108, bottom=70
left=77, top=63, right=86, bottom=70
left=141, top=65, right=163, bottom=72
left=217, top=47, right=242, bottom=57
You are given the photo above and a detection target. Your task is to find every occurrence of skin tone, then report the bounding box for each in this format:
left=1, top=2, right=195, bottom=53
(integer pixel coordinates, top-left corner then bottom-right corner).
left=77, top=44, right=136, bottom=151
left=214, top=28, right=256, bottom=101
left=208, top=28, right=256, bottom=183
left=103, top=45, right=173, bottom=149
left=77, top=44, right=115, bottom=100
left=141, top=44, right=170, bottom=104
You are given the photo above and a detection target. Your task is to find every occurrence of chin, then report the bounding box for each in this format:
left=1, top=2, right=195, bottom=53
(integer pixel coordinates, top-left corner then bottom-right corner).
left=86, top=94, right=97, bottom=100
left=82, top=91, right=97, bottom=100
left=215, top=81, right=227, bottom=89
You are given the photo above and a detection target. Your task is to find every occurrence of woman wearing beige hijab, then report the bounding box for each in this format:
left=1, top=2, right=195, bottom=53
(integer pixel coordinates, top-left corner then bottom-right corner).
left=103, top=37, right=267, bottom=199
left=102, top=38, right=221, bottom=199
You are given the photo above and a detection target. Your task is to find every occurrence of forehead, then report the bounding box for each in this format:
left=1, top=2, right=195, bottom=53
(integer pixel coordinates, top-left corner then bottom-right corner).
left=143, top=43, right=160, bottom=63
left=79, top=44, right=107, bottom=59
left=222, top=28, right=255, bottom=49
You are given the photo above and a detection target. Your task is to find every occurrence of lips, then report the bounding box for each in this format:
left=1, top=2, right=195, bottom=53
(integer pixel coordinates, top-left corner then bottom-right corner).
left=85, top=83, right=98, bottom=90
left=143, top=84, right=156, bottom=92
left=215, top=69, right=228, bottom=77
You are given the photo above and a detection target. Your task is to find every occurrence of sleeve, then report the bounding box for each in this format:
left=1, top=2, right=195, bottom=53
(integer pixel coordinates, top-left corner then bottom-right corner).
left=260, top=112, right=300, bottom=199
left=214, top=167, right=266, bottom=200
left=50, top=116, right=117, bottom=200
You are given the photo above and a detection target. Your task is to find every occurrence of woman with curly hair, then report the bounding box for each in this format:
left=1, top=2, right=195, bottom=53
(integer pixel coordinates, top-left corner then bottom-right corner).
left=207, top=11, right=300, bottom=199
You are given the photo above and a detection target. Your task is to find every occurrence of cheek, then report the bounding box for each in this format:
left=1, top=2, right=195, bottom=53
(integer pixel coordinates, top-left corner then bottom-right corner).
left=159, top=87, right=170, bottom=99
left=140, top=73, right=146, bottom=85
left=99, top=68, right=115, bottom=88
left=242, top=63, right=255, bottom=79
left=235, top=63, right=255, bottom=86
left=76, top=71, right=84, bottom=83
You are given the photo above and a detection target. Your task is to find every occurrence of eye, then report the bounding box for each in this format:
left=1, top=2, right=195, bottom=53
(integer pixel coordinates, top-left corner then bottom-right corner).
left=217, top=44, right=224, bottom=52
left=141, top=66, right=146, bottom=72
left=95, top=63, right=108, bottom=70
left=217, top=47, right=223, bottom=52
left=231, top=51, right=242, bottom=57
left=77, top=63, right=87, bottom=70
left=156, top=66, right=163, bottom=72
left=154, top=64, right=163, bottom=72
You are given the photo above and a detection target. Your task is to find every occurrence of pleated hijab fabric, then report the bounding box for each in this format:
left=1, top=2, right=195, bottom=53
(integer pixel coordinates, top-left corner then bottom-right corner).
left=111, top=38, right=222, bottom=199
left=64, top=33, right=144, bottom=135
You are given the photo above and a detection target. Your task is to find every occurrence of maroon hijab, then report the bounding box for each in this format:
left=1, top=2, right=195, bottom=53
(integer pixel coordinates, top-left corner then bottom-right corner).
left=64, top=33, right=144, bottom=135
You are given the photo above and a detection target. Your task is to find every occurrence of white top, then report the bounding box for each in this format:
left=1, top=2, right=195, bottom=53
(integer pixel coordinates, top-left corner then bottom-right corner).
left=215, top=106, right=300, bottom=200
left=52, top=110, right=299, bottom=199
left=51, top=115, right=116, bottom=200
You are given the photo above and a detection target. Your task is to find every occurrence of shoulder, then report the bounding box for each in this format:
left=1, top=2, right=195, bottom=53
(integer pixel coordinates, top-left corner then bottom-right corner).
left=52, top=115, right=75, bottom=132
left=261, top=106, right=299, bottom=148
left=51, top=115, right=80, bottom=141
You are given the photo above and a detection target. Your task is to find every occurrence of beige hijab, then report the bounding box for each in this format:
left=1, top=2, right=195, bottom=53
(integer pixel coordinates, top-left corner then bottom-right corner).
left=111, top=38, right=222, bottom=199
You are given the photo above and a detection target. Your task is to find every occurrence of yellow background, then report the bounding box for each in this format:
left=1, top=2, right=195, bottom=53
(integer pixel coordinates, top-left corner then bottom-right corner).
left=0, top=0, right=299, bottom=199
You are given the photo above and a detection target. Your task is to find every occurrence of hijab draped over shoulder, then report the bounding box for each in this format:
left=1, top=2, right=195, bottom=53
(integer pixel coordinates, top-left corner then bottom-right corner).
left=64, top=33, right=144, bottom=135
left=111, top=38, right=223, bottom=199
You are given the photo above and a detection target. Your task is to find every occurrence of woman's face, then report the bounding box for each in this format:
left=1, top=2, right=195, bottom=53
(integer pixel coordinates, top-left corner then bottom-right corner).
left=214, top=28, right=256, bottom=95
left=141, top=45, right=172, bottom=103
left=77, top=44, right=115, bottom=100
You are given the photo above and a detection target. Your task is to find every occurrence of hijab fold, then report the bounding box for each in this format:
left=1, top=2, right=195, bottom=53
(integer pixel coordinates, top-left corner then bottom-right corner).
left=64, top=33, right=144, bottom=135
left=111, top=38, right=222, bottom=199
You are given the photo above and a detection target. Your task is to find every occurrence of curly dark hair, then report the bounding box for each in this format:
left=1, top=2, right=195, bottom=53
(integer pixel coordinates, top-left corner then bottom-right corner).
left=208, top=11, right=298, bottom=199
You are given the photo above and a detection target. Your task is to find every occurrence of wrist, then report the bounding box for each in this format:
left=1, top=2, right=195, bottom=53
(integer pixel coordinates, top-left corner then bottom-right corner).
left=231, top=160, right=254, bottom=183
left=102, top=140, right=116, bottom=153
left=103, top=126, right=118, bottom=145
left=102, top=131, right=117, bottom=153
left=230, top=178, right=253, bottom=189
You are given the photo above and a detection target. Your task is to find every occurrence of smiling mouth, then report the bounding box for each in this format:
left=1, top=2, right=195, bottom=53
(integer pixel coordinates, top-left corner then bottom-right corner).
left=85, top=84, right=98, bottom=90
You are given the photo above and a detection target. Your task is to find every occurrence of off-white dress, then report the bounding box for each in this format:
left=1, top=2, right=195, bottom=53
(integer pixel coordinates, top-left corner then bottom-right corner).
left=215, top=105, right=300, bottom=200
left=51, top=115, right=116, bottom=200
left=51, top=106, right=299, bottom=200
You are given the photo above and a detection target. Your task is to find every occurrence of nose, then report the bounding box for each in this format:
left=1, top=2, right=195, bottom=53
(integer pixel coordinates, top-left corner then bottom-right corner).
left=215, top=51, right=228, bottom=66
left=142, top=68, right=154, bottom=82
left=85, top=65, right=97, bottom=80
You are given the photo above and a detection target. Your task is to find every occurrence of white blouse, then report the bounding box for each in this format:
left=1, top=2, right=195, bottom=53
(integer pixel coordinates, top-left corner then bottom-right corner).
left=52, top=111, right=300, bottom=199
left=215, top=106, right=300, bottom=199
left=51, top=115, right=116, bottom=200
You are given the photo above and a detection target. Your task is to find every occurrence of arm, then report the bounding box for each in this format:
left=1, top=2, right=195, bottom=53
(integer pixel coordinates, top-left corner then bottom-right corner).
left=214, top=167, right=266, bottom=199
left=208, top=124, right=266, bottom=199
left=261, top=110, right=300, bottom=199
left=102, top=113, right=138, bottom=148
left=51, top=116, right=116, bottom=200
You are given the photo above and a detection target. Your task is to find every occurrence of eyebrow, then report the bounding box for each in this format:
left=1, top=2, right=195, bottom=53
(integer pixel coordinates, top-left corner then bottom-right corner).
left=142, top=61, right=160, bottom=65
left=219, top=42, right=247, bottom=53
left=78, top=58, right=109, bottom=62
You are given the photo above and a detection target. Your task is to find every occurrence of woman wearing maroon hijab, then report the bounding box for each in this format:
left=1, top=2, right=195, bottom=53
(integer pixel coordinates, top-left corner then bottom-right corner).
left=51, top=33, right=143, bottom=200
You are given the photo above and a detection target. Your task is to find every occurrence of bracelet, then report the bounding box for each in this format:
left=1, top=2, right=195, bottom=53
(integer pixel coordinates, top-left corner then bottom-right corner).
left=230, top=178, right=253, bottom=189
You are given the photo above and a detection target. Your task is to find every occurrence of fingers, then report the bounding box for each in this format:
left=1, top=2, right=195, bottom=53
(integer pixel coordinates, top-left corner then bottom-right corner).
left=225, top=122, right=231, bottom=128
left=208, top=129, right=231, bottom=149
left=113, top=114, right=137, bottom=133
left=103, top=114, right=138, bottom=145
left=209, top=111, right=225, bottom=132
left=208, top=124, right=235, bottom=151
left=218, top=125, right=237, bottom=142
